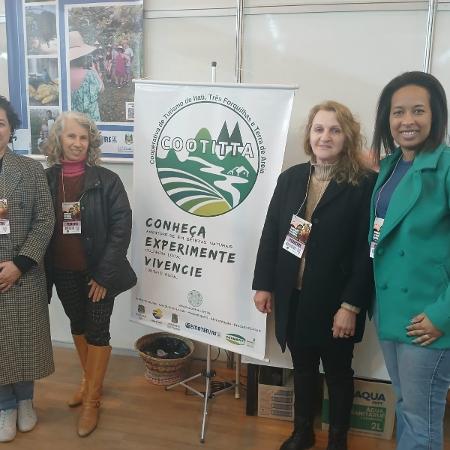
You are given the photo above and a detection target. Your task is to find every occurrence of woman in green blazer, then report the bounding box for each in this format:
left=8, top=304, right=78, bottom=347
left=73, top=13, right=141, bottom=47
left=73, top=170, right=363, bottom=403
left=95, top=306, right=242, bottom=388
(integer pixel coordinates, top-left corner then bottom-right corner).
left=370, top=71, right=450, bottom=450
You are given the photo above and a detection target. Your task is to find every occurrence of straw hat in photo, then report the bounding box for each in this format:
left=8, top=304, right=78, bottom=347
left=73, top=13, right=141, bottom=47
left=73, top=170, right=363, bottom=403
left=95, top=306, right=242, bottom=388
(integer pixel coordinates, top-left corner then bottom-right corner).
left=69, top=31, right=96, bottom=61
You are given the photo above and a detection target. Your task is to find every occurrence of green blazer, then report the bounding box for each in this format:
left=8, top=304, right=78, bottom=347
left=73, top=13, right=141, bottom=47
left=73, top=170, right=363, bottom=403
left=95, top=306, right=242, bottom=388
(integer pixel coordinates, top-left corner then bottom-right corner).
left=369, top=144, right=450, bottom=349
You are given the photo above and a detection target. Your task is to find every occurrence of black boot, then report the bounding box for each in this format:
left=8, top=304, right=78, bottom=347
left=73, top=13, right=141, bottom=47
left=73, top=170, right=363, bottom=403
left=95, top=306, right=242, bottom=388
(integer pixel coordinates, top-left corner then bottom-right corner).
left=326, top=427, right=348, bottom=450
left=325, top=363, right=353, bottom=450
left=279, top=418, right=315, bottom=450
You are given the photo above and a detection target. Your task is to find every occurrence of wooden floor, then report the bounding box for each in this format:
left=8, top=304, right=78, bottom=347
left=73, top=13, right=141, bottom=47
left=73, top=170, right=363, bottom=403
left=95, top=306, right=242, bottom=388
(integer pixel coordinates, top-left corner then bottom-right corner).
left=8, top=346, right=449, bottom=450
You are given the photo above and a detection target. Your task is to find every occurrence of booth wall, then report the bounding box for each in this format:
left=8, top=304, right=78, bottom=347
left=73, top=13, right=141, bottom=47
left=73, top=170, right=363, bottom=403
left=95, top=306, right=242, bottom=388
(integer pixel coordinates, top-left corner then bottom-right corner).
left=1, top=2, right=449, bottom=374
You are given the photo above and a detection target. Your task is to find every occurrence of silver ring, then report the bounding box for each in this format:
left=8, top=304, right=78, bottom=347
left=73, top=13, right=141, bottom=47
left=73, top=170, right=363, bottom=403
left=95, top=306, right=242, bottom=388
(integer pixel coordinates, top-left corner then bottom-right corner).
left=423, top=334, right=430, bottom=339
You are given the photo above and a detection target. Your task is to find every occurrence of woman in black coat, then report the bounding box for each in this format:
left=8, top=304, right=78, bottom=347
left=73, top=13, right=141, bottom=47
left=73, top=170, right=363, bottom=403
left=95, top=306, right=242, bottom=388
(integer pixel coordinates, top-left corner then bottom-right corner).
left=253, top=101, right=375, bottom=450
left=43, top=112, right=136, bottom=438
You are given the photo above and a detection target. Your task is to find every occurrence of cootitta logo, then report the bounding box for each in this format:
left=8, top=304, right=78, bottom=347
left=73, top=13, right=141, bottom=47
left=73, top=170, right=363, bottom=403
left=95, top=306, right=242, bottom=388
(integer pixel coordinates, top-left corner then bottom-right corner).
left=152, top=96, right=262, bottom=217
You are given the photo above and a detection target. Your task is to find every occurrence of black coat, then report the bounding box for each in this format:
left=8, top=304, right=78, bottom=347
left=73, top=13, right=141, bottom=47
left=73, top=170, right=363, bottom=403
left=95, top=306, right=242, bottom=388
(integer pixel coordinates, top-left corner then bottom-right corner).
left=252, top=163, right=375, bottom=350
left=45, top=164, right=136, bottom=299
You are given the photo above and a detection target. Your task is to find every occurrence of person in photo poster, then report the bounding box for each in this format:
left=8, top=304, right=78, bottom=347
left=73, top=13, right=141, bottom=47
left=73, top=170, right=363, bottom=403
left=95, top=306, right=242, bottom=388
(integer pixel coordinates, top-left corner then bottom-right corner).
left=123, top=40, right=134, bottom=84
left=113, top=45, right=128, bottom=88
left=67, top=4, right=143, bottom=123
left=43, top=111, right=136, bottom=437
left=370, top=71, right=450, bottom=450
left=253, top=101, right=376, bottom=450
left=69, top=31, right=104, bottom=122
left=0, top=96, right=55, bottom=443
left=104, top=44, right=113, bottom=82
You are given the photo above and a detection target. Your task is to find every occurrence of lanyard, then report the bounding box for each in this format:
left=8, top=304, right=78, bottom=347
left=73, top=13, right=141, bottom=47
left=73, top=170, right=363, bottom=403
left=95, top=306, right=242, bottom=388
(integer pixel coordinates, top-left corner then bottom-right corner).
left=295, top=164, right=330, bottom=217
left=295, top=165, right=312, bottom=216
left=374, top=156, right=402, bottom=218
left=61, top=169, right=85, bottom=204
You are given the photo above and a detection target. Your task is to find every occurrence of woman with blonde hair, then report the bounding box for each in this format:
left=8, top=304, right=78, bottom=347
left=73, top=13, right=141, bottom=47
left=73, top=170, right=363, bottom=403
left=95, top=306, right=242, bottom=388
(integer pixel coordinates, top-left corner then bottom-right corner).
left=253, top=101, right=375, bottom=450
left=43, top=111, right=136, bottom=437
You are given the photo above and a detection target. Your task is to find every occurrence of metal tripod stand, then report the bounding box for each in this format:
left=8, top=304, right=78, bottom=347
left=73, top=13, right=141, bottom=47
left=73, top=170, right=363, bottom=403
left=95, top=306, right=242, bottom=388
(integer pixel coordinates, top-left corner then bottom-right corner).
left=166, top=345, right=241, bottom=443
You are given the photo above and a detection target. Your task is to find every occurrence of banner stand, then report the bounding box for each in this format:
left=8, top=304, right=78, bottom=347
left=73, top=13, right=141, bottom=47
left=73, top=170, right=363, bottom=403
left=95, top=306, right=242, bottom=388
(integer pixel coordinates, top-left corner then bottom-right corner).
left=163, top=62, right=243, bottom=444
left=166, top=343, right=241, bottom=443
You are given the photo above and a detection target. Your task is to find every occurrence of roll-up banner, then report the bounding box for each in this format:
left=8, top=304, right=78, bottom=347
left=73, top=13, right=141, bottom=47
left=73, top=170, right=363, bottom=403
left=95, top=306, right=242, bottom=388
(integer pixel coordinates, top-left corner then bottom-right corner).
left=131, top=81, right=296, bottom=360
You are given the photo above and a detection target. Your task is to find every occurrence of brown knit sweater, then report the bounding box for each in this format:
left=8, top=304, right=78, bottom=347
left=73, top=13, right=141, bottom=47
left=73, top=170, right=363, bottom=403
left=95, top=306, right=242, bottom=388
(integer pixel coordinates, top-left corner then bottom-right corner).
left=52, top=174, right=87, bottom=271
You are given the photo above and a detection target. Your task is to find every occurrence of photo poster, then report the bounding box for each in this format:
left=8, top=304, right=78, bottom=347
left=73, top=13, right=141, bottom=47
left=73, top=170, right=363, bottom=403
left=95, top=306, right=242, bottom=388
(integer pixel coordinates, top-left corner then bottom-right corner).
left=5, top=0, right=143, bottom=159
left=131, top=81, right=296, bottom=360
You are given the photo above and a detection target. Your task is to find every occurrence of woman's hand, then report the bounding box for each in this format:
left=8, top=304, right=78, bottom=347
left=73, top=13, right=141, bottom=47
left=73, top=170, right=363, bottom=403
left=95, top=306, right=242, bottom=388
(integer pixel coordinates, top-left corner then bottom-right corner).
left=253, top=290, right=273, bottom=314
left=88, top=279, right=107, bottom=302
left=0, top=261, right=21, bottom=293
left=406, top=313, right=443, bottom=346
left=332, top=308, right=356, bottom=338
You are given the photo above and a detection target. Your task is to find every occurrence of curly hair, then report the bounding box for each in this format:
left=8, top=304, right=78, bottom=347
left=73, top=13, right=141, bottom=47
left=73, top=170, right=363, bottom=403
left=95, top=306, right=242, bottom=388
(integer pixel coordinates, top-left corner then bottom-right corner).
left=0, top=96, right=21, bottom=143
left=372, top=71, right=448, bottom=163
left=303, top=100, right=368, bottom=185
left=44, top=111, right=102, bottom=166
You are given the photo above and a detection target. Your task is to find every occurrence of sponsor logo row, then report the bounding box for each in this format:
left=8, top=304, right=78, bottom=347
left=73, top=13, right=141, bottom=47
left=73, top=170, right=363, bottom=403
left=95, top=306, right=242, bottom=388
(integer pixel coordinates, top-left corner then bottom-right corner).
left=136, top=304, right=255, bottom=348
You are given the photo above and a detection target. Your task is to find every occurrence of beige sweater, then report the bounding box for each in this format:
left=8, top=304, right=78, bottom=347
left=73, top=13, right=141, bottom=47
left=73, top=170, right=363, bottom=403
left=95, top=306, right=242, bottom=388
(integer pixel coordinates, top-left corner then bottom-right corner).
left=296, top=163, right=334, bottom=289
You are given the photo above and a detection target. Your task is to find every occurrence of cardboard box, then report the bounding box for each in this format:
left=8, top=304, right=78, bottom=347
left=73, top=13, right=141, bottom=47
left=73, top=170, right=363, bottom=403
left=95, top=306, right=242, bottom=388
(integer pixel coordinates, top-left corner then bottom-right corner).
left=258, top=367, right=294, bottom=421
left=322, top=378, right=395, bottom=440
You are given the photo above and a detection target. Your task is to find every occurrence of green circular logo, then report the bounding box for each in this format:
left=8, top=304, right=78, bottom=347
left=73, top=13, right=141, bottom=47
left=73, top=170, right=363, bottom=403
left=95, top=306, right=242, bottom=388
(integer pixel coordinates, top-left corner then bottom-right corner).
left=155, top=101, right=260, bottom=217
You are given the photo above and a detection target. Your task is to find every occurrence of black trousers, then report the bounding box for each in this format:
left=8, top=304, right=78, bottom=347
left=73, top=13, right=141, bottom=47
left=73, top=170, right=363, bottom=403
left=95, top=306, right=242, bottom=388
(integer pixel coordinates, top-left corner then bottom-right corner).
left=53, top=269, right=115, bottom=346
left=286, top=290, right=354, bottom=430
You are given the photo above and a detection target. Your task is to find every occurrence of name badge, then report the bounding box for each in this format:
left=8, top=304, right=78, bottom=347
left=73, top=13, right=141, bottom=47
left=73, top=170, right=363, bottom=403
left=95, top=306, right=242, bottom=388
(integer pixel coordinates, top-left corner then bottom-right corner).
left=62, top=201, right=81, bottom=234
left=0, top=199, right=10, bottom=234
left=282, top=214, right=312, bottom=259
left=370, top=217, right=384, bottom=258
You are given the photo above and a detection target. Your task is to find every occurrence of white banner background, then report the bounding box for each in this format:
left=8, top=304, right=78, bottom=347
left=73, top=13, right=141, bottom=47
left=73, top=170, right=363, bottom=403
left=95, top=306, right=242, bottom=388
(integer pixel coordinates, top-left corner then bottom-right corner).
left=131, top=81, right=296, bottom=359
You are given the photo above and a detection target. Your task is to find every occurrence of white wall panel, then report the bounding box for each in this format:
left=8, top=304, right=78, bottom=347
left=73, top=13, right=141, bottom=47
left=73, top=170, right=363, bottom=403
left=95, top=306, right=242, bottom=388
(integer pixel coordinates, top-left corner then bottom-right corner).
left=431, top=7, right=450, bottom=130
left=0, top=23, right=7, bottom=97
left=144, top=16, right=236, bottom=82
left=242, top=10, right=427, bottom=169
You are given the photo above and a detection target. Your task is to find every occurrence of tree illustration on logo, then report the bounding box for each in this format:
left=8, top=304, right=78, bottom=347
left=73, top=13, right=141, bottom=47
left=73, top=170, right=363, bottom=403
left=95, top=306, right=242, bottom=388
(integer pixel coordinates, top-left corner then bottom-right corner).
left=156, top=121, right=258, bottom=217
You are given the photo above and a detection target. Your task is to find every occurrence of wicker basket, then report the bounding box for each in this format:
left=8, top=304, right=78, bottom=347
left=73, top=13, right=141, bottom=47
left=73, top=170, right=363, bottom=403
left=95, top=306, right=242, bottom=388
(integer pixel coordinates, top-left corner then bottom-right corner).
left=135, top=332, right=194, bottom=386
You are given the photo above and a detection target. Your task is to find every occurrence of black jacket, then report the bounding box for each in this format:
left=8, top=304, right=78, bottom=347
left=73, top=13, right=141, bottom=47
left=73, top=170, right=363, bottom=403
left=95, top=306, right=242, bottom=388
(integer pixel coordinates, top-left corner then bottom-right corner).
left=45, top=164, right=136, bottom=299
left=252, top=163, right=375, bottom=350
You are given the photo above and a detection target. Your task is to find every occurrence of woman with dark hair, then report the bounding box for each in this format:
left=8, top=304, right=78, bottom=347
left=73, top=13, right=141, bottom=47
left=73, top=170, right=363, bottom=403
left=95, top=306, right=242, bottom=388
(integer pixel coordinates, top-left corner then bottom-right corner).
left=0, top=96, right=55, bottom=442
left=43, top=111, right=136, bottom=438
left=253, top=101, right=375, bottom=450
left=370, top=71, right=450, bottom=450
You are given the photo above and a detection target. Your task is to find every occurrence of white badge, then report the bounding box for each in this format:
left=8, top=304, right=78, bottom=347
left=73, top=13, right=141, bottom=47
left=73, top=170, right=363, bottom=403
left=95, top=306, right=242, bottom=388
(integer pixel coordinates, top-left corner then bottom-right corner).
left=0, top=199, right=10, bottom=234
left=282, top=214, right=312, bottom=259
left=370, top=217, right=384, bottom=258
left=62, top=201, right=82, bottom=234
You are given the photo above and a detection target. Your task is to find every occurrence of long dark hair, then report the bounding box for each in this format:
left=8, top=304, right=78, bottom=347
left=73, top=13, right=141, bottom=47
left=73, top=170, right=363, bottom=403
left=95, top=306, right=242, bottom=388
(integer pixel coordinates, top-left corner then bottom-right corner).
left=372, top=71, right=447, bottom=163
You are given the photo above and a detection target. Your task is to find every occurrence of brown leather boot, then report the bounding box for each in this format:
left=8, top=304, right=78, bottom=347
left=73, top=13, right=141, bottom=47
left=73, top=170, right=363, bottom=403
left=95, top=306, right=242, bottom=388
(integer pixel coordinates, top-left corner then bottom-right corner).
left=68, top=334, right=88, bottom=407
left=77, top=345, right=111, bottom=437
